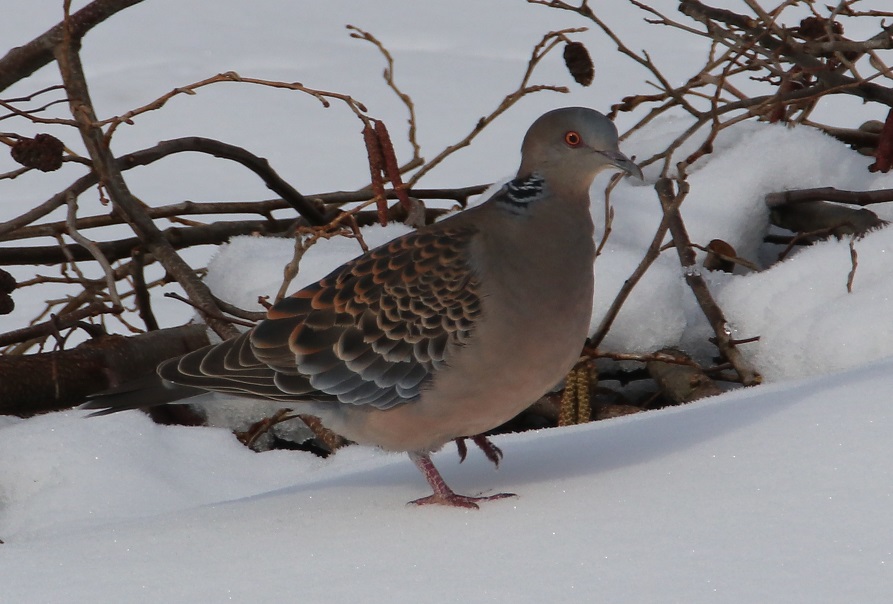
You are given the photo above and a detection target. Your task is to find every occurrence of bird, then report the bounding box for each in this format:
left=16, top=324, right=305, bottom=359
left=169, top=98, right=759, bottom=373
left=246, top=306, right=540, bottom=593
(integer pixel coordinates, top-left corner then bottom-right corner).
left=84, top=107, right=642, bottom=508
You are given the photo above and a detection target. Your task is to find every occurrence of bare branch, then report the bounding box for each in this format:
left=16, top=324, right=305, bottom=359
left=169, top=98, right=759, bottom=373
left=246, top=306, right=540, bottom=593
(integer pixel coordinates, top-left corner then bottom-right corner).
left=0, top=302, right=120, bottom=348
left=0, top=324, right=209, bottom=415
left=406, top=28, right=579, bottom=186
left=765, top=186, right=893, bottom=207
left=590, top=195, right=675, bottom=350
left=0, top=0, right=145, bottom=93
left=679, top=0, right=893, bottom=107
left=137, top=137, right=328, bottom=225
left=64, top=191, right=122, bottom=308
left=100, top=71, right=372, bottom=140
left=0, top=184, right=486, bottom=243
left=54, top=27, right=237, bottom=338
left=347, top=25, right=422, bottom=168
left=655, top=177, right=760, bottom=386
left=129, top=248, right=158, bottom=331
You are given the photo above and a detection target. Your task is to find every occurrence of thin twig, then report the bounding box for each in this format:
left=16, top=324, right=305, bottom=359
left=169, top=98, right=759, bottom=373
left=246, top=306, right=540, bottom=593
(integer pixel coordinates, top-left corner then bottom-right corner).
left=590, top=194, right=675, bottom=349
left=690, top=242, right=760, bottom=272
left=163, top=292, right=256, bottom=328
left=101, top=71, right=372, bottom=141
left=655, top=177, right=760, bottom=386
left=0, top=184, right=486, bottom=243
left=585, top=348, right=704, bottom=368
left=406, top=28, right=579, bottom=186
left=0, top=302, right=119, bottom=348
left=275, top=198, right=378, bottom=302
left=347, top=25, right=422, bottom=168
left=130, top=248, right=158, bottom=331
left=0, top=133, right=486, bottom=240
left=595, top=173, right=621, bottom=258
left=65, top=192, right=122, bottom=308
left=54, top=18, right=238, bottom=339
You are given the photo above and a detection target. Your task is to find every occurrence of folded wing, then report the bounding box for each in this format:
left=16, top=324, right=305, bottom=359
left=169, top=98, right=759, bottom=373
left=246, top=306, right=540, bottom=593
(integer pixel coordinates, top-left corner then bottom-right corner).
left=160, top=225, right=482, bottom=410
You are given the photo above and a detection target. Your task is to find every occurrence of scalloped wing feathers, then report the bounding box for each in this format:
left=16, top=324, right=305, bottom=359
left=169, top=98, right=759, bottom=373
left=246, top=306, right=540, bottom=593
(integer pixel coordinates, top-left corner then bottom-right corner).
left=159, top=225, right=482, bottom=410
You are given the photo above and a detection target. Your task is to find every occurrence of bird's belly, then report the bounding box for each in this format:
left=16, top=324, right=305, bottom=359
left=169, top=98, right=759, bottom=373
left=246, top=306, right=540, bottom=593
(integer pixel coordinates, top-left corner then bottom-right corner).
left=329, top=291, right=591, bottom=453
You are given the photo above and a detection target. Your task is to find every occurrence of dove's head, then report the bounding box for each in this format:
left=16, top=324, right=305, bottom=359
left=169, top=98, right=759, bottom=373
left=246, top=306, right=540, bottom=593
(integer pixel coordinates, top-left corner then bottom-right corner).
left=518, top=107, right=642, bottom=187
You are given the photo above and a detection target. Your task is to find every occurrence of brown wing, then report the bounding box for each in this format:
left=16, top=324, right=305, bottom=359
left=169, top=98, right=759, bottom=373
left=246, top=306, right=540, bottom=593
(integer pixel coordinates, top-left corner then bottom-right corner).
left=160, top=225, right=482, bottom=410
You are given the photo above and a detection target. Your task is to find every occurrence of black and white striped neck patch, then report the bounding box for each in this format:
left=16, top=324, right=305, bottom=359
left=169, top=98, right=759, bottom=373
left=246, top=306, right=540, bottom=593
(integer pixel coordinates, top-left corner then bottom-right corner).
left=496, top=174, right=546, bottom=212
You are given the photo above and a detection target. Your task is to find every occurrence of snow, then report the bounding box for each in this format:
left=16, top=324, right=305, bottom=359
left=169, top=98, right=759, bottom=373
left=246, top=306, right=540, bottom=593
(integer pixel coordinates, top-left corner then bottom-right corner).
left=596, top=119, right=893, bottom=364
left=3, top=362, right=892, bottom=602
left=3, top=1, right=893, bottom=602
left=720, top=226, right=893, bottom=381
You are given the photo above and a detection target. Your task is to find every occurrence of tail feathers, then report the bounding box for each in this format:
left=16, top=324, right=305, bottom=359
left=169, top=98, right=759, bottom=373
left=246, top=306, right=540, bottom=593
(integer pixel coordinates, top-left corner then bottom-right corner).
left=81, top=373, right=205, bottom=416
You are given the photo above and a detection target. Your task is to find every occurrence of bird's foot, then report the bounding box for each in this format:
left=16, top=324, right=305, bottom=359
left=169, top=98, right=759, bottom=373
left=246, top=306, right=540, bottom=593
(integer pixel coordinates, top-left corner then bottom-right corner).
left=454, top=435, right=503, bottom=467
left=409, top=451, right=515, bottom=509
left=408, top=490, right=516, bottom=509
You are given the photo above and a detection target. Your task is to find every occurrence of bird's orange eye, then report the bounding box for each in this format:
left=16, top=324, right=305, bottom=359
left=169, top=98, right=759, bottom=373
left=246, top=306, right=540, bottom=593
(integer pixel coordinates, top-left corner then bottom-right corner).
left=564, top=131, right=582, bottom=147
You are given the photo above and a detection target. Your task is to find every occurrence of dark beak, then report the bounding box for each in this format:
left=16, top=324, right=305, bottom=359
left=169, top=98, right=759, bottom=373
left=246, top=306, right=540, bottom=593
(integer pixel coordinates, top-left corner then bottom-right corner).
left=601, top=149, right=644, bottom=180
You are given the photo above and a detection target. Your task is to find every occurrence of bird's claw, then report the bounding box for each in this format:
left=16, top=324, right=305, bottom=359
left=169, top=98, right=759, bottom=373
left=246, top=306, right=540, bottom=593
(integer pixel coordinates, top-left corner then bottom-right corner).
left=408, top=491, right=517, bottom=509
left=454, top=435, right=503, bottom=467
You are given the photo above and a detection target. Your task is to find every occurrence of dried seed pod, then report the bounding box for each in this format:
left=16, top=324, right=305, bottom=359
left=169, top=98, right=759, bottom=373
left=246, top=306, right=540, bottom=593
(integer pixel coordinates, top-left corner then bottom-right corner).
left=10, top=133, right=65, bottom=172
left=374, top=120, right=414, bottom=217
left=704, top=239, right=737, bottom=273
left=0, top=268, right=15, bottom=294
left=796, top=16, right=843, bottom=40
left=563, top=41, right=594, bottom=87
left=859, top=120, right=884, bottom=134
left=0, top=294, right=13, bottom=315
left=362, top=122, right=388, bottom=226
left=870, top=108, right=893, bottom=173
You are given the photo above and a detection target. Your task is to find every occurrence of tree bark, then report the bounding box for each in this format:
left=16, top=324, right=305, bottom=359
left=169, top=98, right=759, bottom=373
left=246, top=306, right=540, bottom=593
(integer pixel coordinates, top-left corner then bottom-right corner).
left=0, top=0, right=145, bottom=93
left=0, top=324, right=209, bottom=416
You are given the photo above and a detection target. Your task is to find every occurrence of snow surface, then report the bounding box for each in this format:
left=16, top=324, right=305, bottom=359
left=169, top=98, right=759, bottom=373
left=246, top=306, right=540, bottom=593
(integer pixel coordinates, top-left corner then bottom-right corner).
left=3, top=361, right=893, bottom=603
left=2, top=1, right=893, bottom=602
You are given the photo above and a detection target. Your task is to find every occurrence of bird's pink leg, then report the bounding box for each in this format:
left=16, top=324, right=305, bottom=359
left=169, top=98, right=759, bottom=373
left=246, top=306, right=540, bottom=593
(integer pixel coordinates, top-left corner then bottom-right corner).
left=408, top=452, right=516, bottom=508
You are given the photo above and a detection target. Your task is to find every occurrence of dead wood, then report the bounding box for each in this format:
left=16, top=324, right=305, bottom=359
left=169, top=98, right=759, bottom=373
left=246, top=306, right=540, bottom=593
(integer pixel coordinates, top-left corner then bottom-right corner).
left=765, top=187, right=893, bottom=207
left=646, top=347, right=723, bottom=404
left=0, top=324, right=209, bottom=416
left=678, top=0, right=893, bottom=107
left=770, top=200, right=886, bottom=237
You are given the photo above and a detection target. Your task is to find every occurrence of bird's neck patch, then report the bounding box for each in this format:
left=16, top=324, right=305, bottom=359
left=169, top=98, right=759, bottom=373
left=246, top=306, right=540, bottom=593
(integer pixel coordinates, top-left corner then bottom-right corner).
left=497, top=173, right=546, bottom=213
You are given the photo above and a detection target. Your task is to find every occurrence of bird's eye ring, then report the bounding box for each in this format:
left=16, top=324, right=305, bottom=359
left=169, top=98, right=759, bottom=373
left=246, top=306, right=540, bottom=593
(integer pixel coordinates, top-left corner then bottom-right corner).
left=564, top=131, right=582, bottom=147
